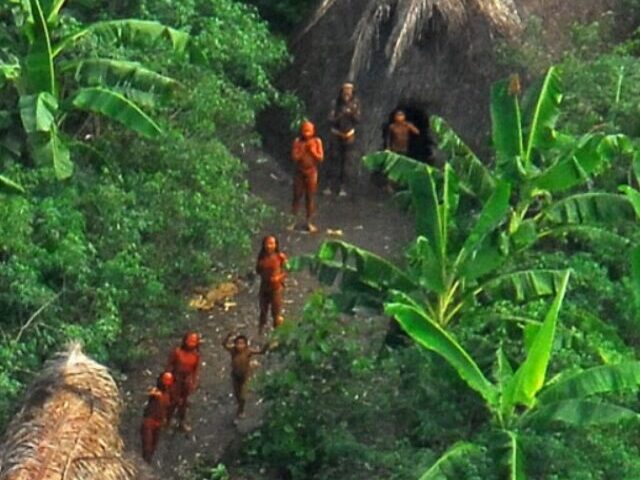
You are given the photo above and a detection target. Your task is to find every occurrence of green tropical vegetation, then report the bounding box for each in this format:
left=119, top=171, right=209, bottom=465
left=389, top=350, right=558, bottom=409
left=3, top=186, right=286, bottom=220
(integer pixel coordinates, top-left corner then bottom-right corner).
left=2, top=1, right=640, bottom=480
left=0, top=0, right=287, bottom=425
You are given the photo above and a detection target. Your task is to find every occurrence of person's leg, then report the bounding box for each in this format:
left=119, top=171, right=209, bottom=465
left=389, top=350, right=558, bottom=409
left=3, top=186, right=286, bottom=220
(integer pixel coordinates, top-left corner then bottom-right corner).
left=259, top=289, right=270, bottom=335
left=305, top=170, right=318, bottom=232
left=271, top=288, right=284, bottom=328
left=233, top=376, right=246, bottom=418
left=340, top=140, right=356, bottom=196
left=141, top=419, right=158, bottom=463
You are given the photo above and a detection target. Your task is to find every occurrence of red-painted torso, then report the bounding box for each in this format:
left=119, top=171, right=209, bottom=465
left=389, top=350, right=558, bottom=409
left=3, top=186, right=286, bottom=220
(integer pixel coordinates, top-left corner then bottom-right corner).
left=168, top=347, right=200, bottom=378
left=143, top=389, right=172, bottom=422
left=257, top=253, right=286, bottom=291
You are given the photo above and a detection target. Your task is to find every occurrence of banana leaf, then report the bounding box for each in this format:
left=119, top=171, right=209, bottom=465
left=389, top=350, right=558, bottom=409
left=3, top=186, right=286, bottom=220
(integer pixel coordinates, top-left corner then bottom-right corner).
left=419, top=442, right=481, bottom=480
left=522, top=399, right=638, bottom=428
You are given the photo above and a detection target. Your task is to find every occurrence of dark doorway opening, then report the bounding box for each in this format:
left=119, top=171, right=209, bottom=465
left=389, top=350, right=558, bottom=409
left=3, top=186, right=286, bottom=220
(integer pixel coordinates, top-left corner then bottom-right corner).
left=382, top=103, right=435, bottom=165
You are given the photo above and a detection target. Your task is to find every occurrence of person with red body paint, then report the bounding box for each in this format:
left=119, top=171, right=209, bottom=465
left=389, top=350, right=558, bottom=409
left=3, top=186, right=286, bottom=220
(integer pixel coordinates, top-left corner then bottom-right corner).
left=141, top=371, right=175, bottom=462
left=166, top=332, right=201, bottom=432
left=256, top=235, right=288, bottom=335
left=290, top=120, right=324, bottom=233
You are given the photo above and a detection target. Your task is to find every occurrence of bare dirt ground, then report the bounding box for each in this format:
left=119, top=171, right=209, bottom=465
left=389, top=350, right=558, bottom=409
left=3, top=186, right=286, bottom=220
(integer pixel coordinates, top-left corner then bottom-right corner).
left=120, top=152, right=413, bottom=479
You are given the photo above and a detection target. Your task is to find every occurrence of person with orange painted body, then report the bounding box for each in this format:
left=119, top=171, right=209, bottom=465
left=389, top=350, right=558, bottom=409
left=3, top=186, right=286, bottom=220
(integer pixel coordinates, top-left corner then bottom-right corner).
left=166, top=332, right=201, bottom=432
left=222, top=332, right=267, bottom=420
left=256, top=235, right=288, bottom=335
left=141, top=371, right=175, bottom=462
left=290, top=120, right=324, bottom=233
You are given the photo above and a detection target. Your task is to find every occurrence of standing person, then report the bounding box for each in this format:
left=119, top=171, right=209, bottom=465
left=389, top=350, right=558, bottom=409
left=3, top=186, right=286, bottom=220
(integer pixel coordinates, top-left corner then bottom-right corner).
left=325, top=82, right=361, bottom=197
left=256, top=235, right=288, bottom=335
left=222, top=332, right=267, bottom=421
left=290, top=120, right=324, bottom=233
left=166, top=331, right=201, bottom=432
left=141, top=372, right=175, bottom=463
left=386, top=109, right=420, bottom=155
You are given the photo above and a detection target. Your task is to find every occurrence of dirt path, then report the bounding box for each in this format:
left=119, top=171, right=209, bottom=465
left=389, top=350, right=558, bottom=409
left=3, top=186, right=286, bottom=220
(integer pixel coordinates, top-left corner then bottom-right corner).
left=120, top=152, right=414, bottom=479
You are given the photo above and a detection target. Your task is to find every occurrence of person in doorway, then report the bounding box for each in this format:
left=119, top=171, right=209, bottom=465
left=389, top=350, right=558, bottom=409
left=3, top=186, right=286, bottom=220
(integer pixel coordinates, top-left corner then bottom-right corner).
left=141, top=371, right=175, bottom=462
left=290, top=120, right=324, bottom=233
left=222, top=332, right=267, bottom=421
left=386, top=109, right=420, bottom=155
left=165, top=331, right=201, bottom=432
left=325, top=82, right=361, bottom=197
left=256, top=235, right=288, bottom=335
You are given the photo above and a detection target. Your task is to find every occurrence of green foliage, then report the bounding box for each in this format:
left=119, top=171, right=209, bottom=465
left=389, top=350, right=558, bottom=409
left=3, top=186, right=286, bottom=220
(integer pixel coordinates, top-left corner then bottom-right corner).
left=0, top=0, right=286, bottom=427
left=242, top=0, right=316, bottom=33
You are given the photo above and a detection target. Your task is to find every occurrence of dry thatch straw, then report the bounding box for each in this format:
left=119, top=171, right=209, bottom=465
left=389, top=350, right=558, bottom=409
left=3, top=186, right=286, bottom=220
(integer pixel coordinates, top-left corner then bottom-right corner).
left=300, top=0, right=522, bottom=76
left=0, top=344, right=156, bottom=480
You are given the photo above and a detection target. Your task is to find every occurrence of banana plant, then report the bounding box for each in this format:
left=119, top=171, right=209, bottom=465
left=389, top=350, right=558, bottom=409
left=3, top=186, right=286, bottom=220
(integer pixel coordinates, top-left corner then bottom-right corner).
left=0, top=0, right=192, bottom=182
left=394, top=271, right=640, bottom=479
left=296, top=161, right=567, bottom=327
left=418, top=70, right=639, bottom=250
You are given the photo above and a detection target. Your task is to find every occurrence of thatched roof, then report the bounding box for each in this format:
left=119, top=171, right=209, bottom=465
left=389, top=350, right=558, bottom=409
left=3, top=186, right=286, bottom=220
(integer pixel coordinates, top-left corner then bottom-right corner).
left=299, top=0, right=522, bottom=75
left=0, top=344, right=156, bottom=480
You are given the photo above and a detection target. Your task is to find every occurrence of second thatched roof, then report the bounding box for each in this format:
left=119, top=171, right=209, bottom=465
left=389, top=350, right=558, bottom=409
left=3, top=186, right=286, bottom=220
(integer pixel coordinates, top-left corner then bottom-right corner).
left=0, top=344, right=156, bottom=480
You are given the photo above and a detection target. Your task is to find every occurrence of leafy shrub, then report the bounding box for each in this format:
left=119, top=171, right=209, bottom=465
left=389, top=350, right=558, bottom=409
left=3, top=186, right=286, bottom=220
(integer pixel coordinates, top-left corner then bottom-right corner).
left=0, top=0, right=287, bottom=427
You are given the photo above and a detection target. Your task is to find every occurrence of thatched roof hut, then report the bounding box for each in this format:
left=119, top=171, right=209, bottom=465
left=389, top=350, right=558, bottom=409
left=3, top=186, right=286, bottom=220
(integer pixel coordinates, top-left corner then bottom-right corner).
left=0, top=344, right=156, bottom=480
left=265, top=0, right=618, bottom=159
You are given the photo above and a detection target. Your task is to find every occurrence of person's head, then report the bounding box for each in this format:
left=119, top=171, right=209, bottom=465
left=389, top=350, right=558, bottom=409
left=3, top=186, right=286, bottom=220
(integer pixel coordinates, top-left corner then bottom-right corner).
left=340, top=82, right=354, bottom=102
left=300, top=120, right=315, bottom=139
left=182, top=331, right=201, bottom=351
left=259, top=235, right=279, bottom=257
left=234, top=335, right=248, bottom=352
left=393, top=110, right=406, bottom=123
left=157, top=371, right=175, bottom=390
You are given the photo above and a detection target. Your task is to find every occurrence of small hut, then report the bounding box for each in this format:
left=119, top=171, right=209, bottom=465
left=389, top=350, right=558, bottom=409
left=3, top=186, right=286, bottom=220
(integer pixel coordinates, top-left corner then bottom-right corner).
left=0, top=344, right=156, bottom=480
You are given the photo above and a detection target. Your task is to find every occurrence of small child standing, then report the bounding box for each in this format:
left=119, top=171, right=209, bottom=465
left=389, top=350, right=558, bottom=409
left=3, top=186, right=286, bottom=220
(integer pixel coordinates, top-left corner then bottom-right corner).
left=290, top=120, right=324, bottom=233
left=386, top=110, right=420, bottom=155
left=256, top=235, right=288, bottom=335
left=222, top=332, right=267, bottom=420
left=140, top=372, right=175, bottom=462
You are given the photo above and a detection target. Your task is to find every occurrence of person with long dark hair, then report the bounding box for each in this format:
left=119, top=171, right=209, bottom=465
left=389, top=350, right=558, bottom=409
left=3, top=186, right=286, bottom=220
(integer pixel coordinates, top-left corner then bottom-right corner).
left=256, top=235, right=288, bottom=335
left=165, top=331, right=201, bottom=432
left=325, top=82, right=361, bottom=197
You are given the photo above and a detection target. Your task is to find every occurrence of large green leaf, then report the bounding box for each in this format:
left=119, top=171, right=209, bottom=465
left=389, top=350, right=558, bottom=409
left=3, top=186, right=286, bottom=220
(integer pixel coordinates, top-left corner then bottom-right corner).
left=475, top=269, right=569, bottom=304
left=503, top=271, right=570, bottom=411
left=531, top=134, right=616, bottom=193
left=541, top=193, right=637, bottom=226
left=538, top=362, right=640, bottom=404
left=44, top=0, right=65, bottom=23
left=363, top=150, right=430, bottom=187
left=455, top=181, right=511, bottom=275
left=71, top=87, right=162, bottom=137
left=619, top=185, right=640, bottom=219
left=24, top=0, right=55, bottom=94
left=295, top=240, right=418, bottom=311
left=419, top=442, right=481, bottom=480
left=54, top=19, right=190, bottom=57
left=491, top=77, right=524, bottom=161
left=523, top=67, right=562, bottom=165
left=34, top=127, right=72, bottom=179
left=431, top=116, right=495, bottom=201
left=0, top=174, right=25, bottom=193
left=523, top=399, right=638, bottom=428
left=408, top=237, right=446, bottom=294
left=19, top=91, right=57, bottom=133
left=388, top=300, right=498, bottom=406
left=69, top=58, right=179, bottom=96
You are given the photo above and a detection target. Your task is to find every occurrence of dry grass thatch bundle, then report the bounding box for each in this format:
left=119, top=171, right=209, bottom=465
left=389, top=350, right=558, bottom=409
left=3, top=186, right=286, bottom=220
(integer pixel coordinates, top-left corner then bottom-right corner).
left=299, top=0, right=522, bottom=75
left=0, top=344, right=155, bottom=480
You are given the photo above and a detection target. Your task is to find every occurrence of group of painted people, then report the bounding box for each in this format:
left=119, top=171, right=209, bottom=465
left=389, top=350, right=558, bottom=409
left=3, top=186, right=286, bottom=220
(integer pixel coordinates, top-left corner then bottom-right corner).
left=140, top=81, right=426, bottom=463
left=140, top=235, right=287, bottom=462
left=289, top=82, right=424, bottom=231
